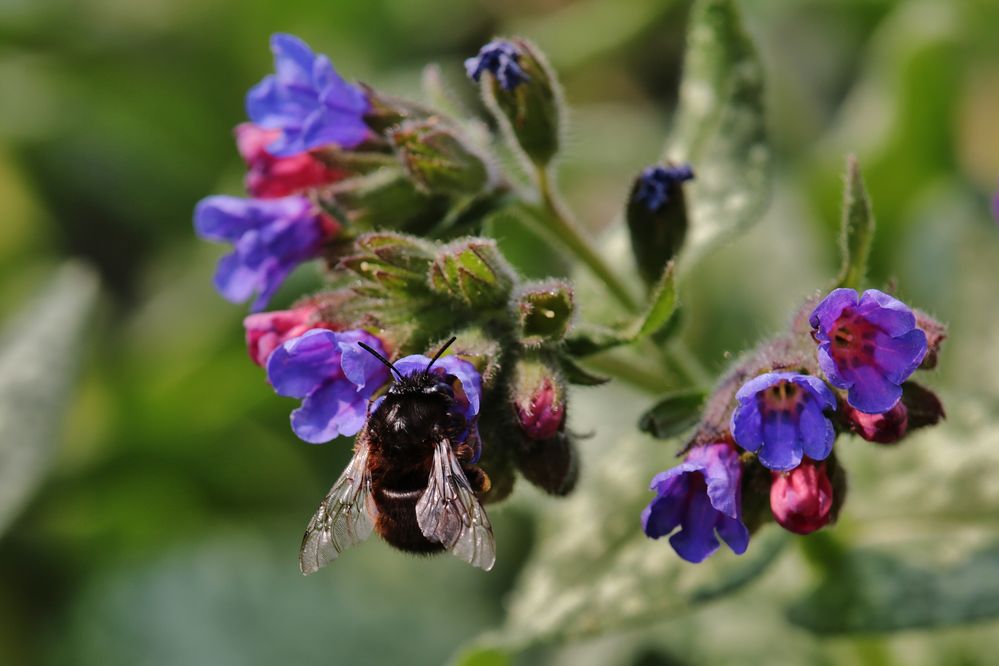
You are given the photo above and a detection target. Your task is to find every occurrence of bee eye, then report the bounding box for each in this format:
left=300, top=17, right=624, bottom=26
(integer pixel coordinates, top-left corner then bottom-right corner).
left=434, top=382, right=454, bottom=396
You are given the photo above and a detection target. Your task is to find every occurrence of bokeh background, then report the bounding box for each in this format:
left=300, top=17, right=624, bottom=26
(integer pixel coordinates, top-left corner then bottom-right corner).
left=2, top=0, right=998, bottom=664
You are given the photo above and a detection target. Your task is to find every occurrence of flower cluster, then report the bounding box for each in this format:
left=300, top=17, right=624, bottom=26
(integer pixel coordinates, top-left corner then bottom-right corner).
left=643, top=287, right=944, bottom=562
left=194, top=31, right=584, bottom=552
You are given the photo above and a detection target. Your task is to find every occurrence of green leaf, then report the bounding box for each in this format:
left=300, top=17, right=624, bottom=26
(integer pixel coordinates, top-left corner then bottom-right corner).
left=638, top=389, right=706, bottom=440
left=663, top=0, right=771, bottom=265
left=836, top=155, right=875, bottom=290
left=564, top=262, right=677, bottom=356
left=788, top=540, right=999, bottom=635
left=450, top=645, right=512, bottom=666
left=558, top=354, right=610, bottom=386
left=0, top=262, right=99, bottom=535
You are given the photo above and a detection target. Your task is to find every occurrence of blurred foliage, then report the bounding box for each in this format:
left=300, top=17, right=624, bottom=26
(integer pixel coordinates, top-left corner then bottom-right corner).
left=1, top=0, right=998, bottom=665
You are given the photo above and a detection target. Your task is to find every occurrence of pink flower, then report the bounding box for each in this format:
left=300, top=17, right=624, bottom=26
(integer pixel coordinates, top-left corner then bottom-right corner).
left=770, top=460, right=833, bottom=535
left=244, top=303, right=336, bottom=367
left=235, top=123, right=344, bottom=198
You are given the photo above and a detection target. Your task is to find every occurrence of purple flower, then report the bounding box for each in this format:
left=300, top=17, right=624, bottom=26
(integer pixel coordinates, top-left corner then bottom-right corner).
left=246, top=34, right=370, bottom=158
left=392, top=353, right=484, bottom=460
left=730, top=372, right=837, bottom=472
left=267, top=329, right=391, bottom=443
left=194, top=194, right=336, bottom=311
left=642, top=443, right=749, bottom=563
left=633, top=164, right=695, bottom=212
left=809, top=288, right=928, bottom=414
left=465, top=40, right=528, bottom=91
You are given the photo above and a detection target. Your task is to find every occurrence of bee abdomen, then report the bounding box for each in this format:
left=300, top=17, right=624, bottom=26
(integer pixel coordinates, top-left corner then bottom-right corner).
left=373, top=487, right=444, bottom=555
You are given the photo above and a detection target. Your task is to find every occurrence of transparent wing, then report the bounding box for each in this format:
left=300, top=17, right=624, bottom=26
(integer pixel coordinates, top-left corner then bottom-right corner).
left=299, top=435, right=377, bottom=575
left=415, top=438, right=496, bottom=571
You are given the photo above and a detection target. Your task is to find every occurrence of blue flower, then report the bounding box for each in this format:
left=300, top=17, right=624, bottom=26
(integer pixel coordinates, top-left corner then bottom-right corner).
left=267, top=330, right=391, bottom=443
left=730, top=372, right=837, bottom=472
left=633, top=164, right=695, bottom=212
left=194, top=194, right=335, bottom=311
left=392, top=353, right=483, bottom=460
left=465, top=40, right=528, bottom=91
left=810, top=288, right=928, bottom=414
left=642, top=443, right=749, bottom=564
left=246, top=33, right=370, bottom=158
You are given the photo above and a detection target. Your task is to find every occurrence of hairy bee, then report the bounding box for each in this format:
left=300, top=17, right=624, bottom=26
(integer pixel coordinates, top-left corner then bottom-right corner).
left=299, top=338, right=496, bottom=574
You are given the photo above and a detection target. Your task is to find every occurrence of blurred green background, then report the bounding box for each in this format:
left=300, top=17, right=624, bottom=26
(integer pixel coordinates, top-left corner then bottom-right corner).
left=2, top=0, right=998, bottom=664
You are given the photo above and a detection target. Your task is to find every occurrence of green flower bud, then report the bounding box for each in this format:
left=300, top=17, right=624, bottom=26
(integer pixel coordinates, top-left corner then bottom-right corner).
left=319, top=169, right=450, bottom=234
left=511, top=279, right=574, bottom=347
left=467, top=38, right=562, bottom=168
left=388, top=117, right=492, bottom=196
left=428, top=237, right=518, bottom=308
left=339, top=232, right=435, bottom=295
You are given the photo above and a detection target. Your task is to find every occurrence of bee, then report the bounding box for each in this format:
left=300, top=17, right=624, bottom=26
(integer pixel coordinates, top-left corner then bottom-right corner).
left=299, top=337, right=496, bottom=574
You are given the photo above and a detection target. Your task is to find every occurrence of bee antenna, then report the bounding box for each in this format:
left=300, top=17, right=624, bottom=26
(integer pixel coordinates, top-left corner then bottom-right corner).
left=357, top=342, right=403, bottom=381
left=426, top=336, right=457, bottom=371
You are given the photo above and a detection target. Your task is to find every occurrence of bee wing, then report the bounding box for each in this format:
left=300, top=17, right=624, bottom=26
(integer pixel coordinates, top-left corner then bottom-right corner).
left=299, top=436, right=378, bottom=575
left=415, top=438, right=496, bottom=571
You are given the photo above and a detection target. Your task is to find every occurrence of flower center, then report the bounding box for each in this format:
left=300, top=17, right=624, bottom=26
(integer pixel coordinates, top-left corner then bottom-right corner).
left=758, top=380, right=805, bottom=416
left=829, top=309, right=879, bottom=369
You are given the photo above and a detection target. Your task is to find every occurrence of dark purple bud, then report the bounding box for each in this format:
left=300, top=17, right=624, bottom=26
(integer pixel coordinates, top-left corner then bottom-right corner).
left=465, top=40, right=528, bottom=91
left=770, top=459, right=833, bottom=535
left=514, top=430, right=578, bottom=497
left=845, top=401, right=908, bottom=444
left=899, top=381, right=945, bottom=430
left=632, top=164, right=695, bottom=213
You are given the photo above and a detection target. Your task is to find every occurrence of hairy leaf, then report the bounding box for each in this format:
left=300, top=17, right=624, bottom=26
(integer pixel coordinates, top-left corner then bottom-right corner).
left=0, top=262, right=99, bottom=535
left=663, top=0, right=771, bottom=265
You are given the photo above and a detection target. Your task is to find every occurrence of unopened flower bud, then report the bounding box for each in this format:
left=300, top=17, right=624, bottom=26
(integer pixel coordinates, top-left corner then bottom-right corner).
left=511, top=279, right=574, bottom=347
left=510, top=355, right=566, bottom=440
left=388, top=118, right=491, bottom=196
left=914, top=310, right=947, bottom=370
left=466, top=38, right=561, bottom=168
left=339, top=232, right=436, bottom=294
left=626, top=164, right=694, bottom=285
left=770, top=459, right=833, bottom=535
left=428, top=237, right=518, bottom=308
left=515, top=430, right=579, bottom=497
left=244, top=302, right=335, bottom=367
left=320, top=169, right=450, bottom=234
left=845, top=401, right=908, bottom=444
left=899, top=381, right=945, bottom=430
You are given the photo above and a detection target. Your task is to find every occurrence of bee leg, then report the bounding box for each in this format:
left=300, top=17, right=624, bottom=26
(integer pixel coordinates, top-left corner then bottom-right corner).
left=463, top=465, right=491, bottom=495
left=454, top=443, right=474, bottom=464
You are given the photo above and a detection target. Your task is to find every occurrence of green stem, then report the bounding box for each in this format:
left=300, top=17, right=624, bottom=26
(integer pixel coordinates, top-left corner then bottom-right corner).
left=530, top=168, right=640, bottom=313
